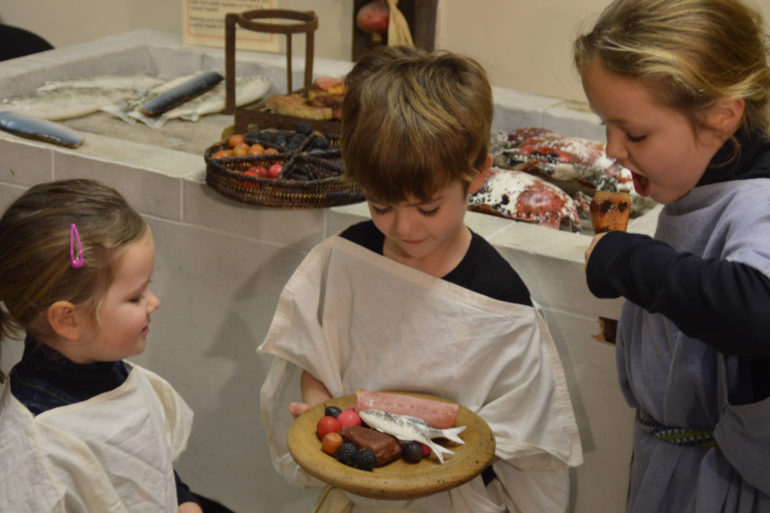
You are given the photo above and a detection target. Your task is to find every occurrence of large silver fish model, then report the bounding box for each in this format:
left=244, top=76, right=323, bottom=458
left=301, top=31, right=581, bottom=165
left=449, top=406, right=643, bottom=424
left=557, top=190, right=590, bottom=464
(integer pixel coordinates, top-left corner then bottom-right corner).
left=0, top=87, right=136, bottom=121
left=36, top=74, right=165, bottom=93
left=0, top=111, right=84, bottom=148
left=129, top=75, right=271, bottom=128
left=358, top=409, right=466, bottom=464
left=137, top=70, right=223, bottom=117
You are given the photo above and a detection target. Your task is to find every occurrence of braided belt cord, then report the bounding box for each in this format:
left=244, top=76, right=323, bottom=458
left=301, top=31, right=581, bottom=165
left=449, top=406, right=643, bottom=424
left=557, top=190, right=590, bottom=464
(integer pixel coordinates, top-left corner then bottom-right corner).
left=637, top=409, right=718, bottom=447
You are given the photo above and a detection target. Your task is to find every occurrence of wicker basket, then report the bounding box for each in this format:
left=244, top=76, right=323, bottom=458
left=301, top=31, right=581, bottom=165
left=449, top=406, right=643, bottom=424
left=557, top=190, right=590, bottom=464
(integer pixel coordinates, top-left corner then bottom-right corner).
left=204, top=130, right=364, bottom=208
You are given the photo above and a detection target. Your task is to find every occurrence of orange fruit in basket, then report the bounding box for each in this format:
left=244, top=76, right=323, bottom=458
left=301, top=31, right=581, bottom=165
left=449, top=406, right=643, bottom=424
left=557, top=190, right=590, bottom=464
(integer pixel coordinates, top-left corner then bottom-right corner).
left=212, top=149, right=232, bottom=159
left=264, top=147, right=280, bottom=155
left=248, top=143, right=265, bottom=155
left=232, top=143, right=250, bottom=157
left=228, top=134, right=245, bottom=148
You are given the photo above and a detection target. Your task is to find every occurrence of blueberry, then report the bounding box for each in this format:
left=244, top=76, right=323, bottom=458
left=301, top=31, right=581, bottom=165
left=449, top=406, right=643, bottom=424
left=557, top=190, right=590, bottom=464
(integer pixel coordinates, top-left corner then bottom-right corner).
left=336, top=442, right=357, bottom=466
left=353, top=449, right=376, bottom=471
left=324, top=405, right=342, bottom=418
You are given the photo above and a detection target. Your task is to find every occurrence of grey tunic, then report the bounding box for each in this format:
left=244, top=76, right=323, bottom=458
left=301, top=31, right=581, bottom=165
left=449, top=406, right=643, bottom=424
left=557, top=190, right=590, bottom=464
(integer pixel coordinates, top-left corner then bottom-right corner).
left=617, top=178, right=770, bottom=513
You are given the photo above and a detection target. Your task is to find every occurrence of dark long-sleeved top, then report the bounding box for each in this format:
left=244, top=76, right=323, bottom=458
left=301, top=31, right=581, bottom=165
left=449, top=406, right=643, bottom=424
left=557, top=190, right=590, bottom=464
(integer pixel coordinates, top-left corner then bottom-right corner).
left=586, top=129, right=770, bottom=399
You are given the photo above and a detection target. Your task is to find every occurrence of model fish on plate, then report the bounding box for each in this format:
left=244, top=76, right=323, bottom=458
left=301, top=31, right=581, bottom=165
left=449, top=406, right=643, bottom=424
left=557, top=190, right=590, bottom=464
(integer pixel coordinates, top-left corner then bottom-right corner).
left=469, top=167, right=582, bottom=231
left=358, top=409, right=466, bottom=464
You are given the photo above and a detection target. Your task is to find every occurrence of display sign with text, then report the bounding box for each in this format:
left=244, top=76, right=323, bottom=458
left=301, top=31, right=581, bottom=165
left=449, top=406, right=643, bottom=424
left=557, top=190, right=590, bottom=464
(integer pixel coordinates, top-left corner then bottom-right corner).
left=182, top=0, right=279, bottom=52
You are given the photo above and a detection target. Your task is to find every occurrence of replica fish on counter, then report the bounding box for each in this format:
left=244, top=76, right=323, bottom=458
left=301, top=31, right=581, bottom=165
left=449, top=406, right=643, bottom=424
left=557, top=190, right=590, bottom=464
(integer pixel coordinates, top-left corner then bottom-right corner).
left=36, top=74, right=165, bottom=93
left=0, top=111, right=84, bottom=147
left=0, top=87, right=137, bottom=121
left=137, top=70, right=223, bottom=117
left=358, top=409, right=466, bottom=464
left=0, top=71, right=272, bottom=130
left=127, top=74, right=271, bottom=128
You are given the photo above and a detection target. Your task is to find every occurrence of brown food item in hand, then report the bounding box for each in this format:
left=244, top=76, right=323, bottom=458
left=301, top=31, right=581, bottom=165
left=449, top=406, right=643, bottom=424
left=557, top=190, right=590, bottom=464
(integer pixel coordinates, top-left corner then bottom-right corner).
left=339, top=425, right=403, bottom=466
left=590, top=191, right=631, bottom=232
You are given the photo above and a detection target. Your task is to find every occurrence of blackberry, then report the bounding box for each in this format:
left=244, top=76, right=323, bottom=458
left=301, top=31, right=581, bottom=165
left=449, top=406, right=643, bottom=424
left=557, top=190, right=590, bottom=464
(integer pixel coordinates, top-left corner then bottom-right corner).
left=287, top=133, right=306, bottom=149
left=353, top=449, right=376, bottom=471
left=336, top=442, right=357, bottom=466
left=295, top=122, right=312, bottom=134
left=311, top=136, right=329, bottom=150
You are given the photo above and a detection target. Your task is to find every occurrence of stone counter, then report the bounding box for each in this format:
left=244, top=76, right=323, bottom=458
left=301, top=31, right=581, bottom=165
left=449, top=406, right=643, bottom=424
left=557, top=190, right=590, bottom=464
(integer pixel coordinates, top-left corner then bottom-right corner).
left=0, top=30, right=653, bottom=513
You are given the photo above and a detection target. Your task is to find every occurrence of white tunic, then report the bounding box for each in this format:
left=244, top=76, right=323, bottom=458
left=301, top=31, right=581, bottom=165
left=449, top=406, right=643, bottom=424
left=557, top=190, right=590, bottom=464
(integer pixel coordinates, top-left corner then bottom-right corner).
left=259, top=236, right=582, bottom=513
left=0, top=363, right=194, bottom=513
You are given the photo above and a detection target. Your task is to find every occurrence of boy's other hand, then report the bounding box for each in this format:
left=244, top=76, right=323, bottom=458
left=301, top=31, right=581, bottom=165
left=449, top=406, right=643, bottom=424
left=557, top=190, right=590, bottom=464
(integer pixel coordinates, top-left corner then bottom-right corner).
left=289, top=402, right=310, bottom=417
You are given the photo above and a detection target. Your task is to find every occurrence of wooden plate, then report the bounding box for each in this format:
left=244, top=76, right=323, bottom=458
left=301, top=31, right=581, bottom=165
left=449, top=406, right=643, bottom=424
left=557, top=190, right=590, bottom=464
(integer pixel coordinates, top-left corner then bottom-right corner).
left=287, top=392, right=496, bottom=500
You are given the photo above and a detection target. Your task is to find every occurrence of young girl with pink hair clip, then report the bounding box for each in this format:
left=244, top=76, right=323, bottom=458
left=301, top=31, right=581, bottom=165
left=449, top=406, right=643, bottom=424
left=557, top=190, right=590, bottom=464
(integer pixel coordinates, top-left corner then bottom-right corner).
left=0, top=179, right=203, bottom=513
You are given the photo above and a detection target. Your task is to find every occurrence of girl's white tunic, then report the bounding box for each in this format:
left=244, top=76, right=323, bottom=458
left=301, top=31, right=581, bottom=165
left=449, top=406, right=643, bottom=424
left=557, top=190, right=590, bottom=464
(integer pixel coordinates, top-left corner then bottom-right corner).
left=0, top=363, right=193, bottom=513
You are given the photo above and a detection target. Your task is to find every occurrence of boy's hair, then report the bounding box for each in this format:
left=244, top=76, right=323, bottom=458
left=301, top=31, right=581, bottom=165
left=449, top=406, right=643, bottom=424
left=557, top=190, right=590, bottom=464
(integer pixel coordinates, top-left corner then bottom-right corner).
left=0, top=179, right=146, bottom=344
left=341, top=46, right=494, bottom=203
left=573, top=0, right=770, bottom=136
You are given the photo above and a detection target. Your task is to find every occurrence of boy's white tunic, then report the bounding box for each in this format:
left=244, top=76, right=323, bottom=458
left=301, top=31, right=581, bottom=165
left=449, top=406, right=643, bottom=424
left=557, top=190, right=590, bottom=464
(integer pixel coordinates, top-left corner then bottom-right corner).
left=259, top=237, right=583, bottom=513
left=0, top=364, right=193, bottom=513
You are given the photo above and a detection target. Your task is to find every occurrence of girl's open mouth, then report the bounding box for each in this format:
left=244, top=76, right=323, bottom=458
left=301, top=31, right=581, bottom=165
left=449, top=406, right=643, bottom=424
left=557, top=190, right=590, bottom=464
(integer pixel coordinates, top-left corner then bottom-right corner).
left=632, top=172, right=650, bottom=196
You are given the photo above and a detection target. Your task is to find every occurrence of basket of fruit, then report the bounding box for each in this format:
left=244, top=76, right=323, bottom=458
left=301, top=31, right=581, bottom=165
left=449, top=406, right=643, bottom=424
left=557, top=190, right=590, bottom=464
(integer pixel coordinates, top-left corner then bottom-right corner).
left=204, top=122, right=364, bottom=208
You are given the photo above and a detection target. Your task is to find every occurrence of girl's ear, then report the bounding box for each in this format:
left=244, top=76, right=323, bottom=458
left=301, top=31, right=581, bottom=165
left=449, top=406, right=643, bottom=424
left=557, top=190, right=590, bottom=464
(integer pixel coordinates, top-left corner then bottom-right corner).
left=468, top=154, right=492, bottom=195
left=706, top=97, right=745, bottom=134
left=46, top=301, right=82, bottom=341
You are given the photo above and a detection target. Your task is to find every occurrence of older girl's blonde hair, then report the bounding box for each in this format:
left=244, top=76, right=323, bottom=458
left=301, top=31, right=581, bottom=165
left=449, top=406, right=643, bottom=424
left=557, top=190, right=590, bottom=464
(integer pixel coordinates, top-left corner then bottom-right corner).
left=574, top=0, right=770, bottom=136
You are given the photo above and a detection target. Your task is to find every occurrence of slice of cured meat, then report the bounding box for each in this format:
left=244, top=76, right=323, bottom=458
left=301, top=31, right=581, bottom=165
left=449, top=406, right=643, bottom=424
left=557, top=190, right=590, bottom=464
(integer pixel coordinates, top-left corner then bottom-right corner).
left=354, top=390, right=458, bottom=429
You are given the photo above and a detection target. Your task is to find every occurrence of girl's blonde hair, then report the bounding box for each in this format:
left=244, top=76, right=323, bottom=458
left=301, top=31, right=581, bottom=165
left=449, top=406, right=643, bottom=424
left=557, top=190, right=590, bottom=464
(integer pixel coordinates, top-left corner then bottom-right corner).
left=0, top=179, right=146, bottom=352
left=341, top=45, right=494, bottom=203
left=574, top=0, right=770, bottom=136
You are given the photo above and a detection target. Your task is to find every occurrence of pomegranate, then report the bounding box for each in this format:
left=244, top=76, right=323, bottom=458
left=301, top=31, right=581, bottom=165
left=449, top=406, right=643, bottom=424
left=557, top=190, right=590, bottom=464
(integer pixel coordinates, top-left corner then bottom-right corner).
left=356, top=1, right=389, bottom=35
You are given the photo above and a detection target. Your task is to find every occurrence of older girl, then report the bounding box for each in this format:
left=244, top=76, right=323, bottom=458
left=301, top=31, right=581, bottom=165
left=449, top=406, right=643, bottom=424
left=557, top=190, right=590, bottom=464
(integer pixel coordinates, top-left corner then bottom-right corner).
left=575, top=0, right=770, bottom=511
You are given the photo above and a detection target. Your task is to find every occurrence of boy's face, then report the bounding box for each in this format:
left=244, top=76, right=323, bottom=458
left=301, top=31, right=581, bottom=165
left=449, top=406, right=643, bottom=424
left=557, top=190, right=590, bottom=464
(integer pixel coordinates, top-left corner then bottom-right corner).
left=368, top=180, right=471, bottom=275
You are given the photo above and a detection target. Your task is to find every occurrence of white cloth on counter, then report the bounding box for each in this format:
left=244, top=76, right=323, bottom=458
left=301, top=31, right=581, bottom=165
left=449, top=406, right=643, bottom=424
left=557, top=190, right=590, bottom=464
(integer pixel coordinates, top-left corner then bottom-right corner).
left=259, top=236, right=582, bottom=513
left=0, top=363, right=193, bottom=513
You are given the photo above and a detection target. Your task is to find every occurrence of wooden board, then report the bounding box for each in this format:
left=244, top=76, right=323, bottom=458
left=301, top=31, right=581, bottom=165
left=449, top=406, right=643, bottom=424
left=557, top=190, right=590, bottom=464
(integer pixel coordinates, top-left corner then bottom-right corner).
left=287, top=392, right=495, bottom=500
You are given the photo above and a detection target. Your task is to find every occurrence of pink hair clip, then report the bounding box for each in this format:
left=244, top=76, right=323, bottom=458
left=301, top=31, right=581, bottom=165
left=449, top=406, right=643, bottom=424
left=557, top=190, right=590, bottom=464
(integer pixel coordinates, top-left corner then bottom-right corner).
left=70, top=223, right=84, bottom=268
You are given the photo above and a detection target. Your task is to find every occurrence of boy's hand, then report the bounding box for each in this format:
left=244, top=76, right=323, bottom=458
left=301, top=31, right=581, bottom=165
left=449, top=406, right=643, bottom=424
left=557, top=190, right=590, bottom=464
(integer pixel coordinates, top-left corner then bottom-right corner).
left=179, top=501, right=204, bottom=513
left=584, top=232, right=607, bottom=267
left=289, top=402, right=310, bottom=418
